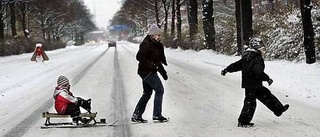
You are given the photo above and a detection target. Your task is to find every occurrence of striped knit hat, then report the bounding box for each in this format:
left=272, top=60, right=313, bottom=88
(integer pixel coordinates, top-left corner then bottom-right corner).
left=57, top=75, right=69, bottom=86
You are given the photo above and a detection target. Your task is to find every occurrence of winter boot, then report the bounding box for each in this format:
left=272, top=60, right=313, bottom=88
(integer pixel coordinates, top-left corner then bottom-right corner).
left=81, top=99, right=91, bottom=112
left=131, top=114, right=147, bottom=123
left=80, top=118, right=92, bottom=124
left=275, top=104, right=289, bottom=117
left=238, top=122, right=254, bottom=127
left=153, top=116, right=169, bottom=122
left=72, top=116, right=82, bottom=125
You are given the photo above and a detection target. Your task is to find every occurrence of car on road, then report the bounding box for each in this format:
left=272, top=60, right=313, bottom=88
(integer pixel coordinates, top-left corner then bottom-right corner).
left=108, top=41, right=116, bottom=47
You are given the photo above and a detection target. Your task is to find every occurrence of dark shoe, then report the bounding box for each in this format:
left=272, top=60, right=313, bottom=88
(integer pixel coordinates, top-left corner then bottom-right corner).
left=131, top=114, right=147, bottom=123
left=81, top=118, right=92, bottom=124
left=153, top=116, right=169, bottom=122
left=238, top=122, right=254, bottom=127
left=72, top=116, right=81, bottom=125
left=131, top=117, right=147, bottom=123
left=275, top=104, right=289, bottom=117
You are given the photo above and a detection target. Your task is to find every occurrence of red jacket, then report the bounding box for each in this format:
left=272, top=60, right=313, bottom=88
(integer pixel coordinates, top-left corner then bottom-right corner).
left=53, top=86, right=77, bottom=114
left=36, top=47, right=42, bottom=56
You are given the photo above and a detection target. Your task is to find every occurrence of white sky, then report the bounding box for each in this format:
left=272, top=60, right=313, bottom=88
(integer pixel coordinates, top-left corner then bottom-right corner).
left=83, top=0, right=122, bottom=28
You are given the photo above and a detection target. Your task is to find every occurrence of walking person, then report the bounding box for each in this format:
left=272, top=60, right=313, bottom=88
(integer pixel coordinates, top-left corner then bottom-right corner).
left=131, top=24, right=169, bottom=123
left=221, top=37, right=289, bottom=127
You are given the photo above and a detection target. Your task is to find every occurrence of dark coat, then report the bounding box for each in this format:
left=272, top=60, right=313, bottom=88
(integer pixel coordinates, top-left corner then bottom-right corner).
left=225, top=48, right=270, bottom=88
left=136, top=35, right=167, bottom=78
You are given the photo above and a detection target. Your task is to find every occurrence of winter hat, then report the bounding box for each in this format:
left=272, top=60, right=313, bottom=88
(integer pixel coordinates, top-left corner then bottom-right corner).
left=249, top=37, right=264, bottom=49
left=57, top=75, right=69, bottom=86
left=35, top=43, right=43, bottom=48
left=147, top=24, right=162, bottom=36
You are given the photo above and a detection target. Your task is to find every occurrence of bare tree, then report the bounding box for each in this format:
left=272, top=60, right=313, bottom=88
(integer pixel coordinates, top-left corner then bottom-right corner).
left=235, top=0, right=252, bottom=54
left=176, top=0, right=186, bottom=43
left=124, top=0, right=159, bottom=28
left=171, top=0, right=175, bottom=38
left=18, top=1, right=30, bottom=38
left=202, top=0, right=215, bottom=50
left=9, top=0, right=17, bottom=37
left=162, top=0, right=170, bottom=39
left=0, top=0, right=4, bottom=42
left=300, top=0, right=316, bottom=64
left=30, top=0, right=67, bottom=40
left=187, top=0, right=198, bottom=41
left=0, top=0, right=10, bottom=42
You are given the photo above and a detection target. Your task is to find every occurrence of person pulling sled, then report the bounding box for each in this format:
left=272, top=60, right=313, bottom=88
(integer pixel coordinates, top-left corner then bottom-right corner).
left=53, top=75, right=91, bottom=124
left=221, top=37, right=289, bottom=127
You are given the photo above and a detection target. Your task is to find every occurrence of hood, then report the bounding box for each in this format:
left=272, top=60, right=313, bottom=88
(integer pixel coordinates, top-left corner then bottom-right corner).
left=53, top=86, right=67, bottom=99
left=242, top=48, right=261, bottom=62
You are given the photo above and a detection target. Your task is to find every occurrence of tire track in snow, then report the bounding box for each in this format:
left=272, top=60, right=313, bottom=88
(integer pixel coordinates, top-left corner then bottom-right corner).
left=3, top=47, right=110, bottom=137
left=112, top=47, right=131, bottom=137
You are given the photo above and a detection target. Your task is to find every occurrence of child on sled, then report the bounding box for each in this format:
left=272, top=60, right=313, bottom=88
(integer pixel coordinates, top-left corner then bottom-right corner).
left=53, top=75, right=91, bottom=124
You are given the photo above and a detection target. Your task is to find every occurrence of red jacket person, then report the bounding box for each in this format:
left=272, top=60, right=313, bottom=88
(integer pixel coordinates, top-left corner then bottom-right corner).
left=53, top=75, right=91, bottom=124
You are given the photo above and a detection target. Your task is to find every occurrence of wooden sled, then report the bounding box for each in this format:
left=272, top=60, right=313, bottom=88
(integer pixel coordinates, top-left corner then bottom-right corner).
left=41, top=112, right=117, bottom=129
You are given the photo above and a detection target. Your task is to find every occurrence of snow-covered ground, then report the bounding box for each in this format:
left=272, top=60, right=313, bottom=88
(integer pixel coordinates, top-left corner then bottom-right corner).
left=0, top=41, right=319, bottom=137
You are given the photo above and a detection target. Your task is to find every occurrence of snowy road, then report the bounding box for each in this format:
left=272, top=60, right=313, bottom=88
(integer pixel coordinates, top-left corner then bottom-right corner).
left=0, top=41, right=319, bottom=137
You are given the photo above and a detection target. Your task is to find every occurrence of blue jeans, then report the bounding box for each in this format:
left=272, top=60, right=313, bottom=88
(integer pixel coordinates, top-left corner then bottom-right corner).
left=133, top=73, right=164, bottom=117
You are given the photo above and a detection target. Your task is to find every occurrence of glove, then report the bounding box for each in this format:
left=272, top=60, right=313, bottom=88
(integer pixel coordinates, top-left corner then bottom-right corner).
left=157, top=63, right=168, bottom=80
left=160, top=71, right=168, bottom=80
left=267, top=78, right=273, bottom=86
left=163, top=61, right=168, bottom=66
left=221, top=69, right=227, bottom=76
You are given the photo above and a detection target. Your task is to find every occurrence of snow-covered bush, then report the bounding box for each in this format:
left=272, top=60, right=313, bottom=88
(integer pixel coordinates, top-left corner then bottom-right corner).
left=253, top=4, right=320, bottom=61
left=214, top=14, right=237, bottom=55
left=213, top=3, right=319, bottom=61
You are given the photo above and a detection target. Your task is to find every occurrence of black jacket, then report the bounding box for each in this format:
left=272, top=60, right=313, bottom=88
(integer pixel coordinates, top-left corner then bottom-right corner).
left=225, top=48, right=270, bottom=88
left=136, top=35, right=167, bottom=78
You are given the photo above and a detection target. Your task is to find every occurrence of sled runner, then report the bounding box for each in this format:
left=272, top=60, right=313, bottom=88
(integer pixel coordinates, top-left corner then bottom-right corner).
left=41, top=112, right=118, bottom=129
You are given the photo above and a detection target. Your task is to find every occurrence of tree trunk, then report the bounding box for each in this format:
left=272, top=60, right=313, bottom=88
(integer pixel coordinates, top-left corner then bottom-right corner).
left=300, top=0, right=316, bottom=64
left=154, top=0, right=160, bottom=27
left=242, top=0, right=253, bottom=46
left=188, top=0, right=198, bottom=41
left=0, top=0, right=4, bottom=43
left=42, top=26, right=46, bottom=40
left=235, top=0, right=241, bottom=54
left=176, top=0, right=182, bottom=42
left=162, top=0, right=169, bottom=40
left=20, top=2, right=29, bottom=38
left=202, top=0, right=215, bottom=50
left=9, top=1, right=17, bottom=38
left=235, top=0, right=252, bottom=54
left=171, top=0, right=175, bottom=38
